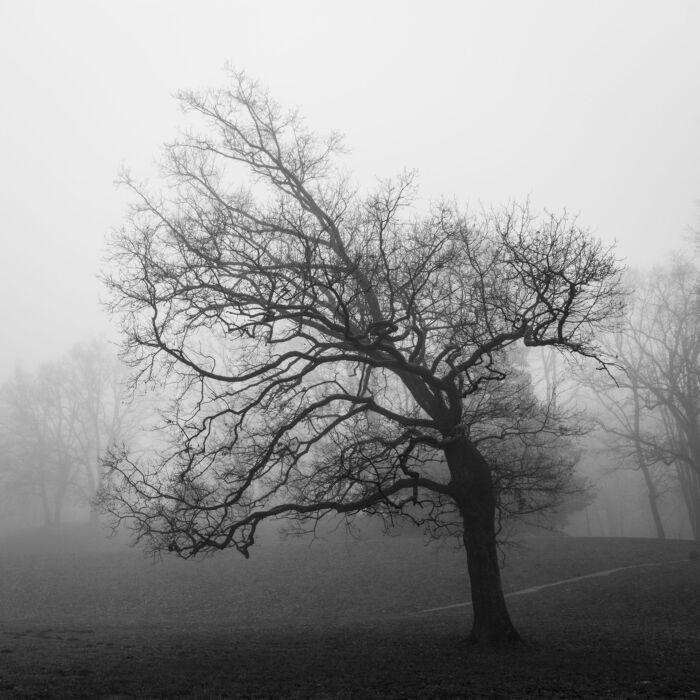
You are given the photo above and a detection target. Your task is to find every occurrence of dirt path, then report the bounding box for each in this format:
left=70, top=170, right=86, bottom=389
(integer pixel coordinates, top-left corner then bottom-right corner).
left=418, top=558, right=689, bottom=613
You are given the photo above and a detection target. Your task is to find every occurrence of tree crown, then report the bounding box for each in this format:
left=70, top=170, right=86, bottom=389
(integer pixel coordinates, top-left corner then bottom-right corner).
left=102, top=72, right=623, bottom=556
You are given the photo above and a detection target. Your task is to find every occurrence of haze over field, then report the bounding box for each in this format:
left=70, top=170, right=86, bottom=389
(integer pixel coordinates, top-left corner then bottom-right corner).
left=1, top=1, right=699, bottom=376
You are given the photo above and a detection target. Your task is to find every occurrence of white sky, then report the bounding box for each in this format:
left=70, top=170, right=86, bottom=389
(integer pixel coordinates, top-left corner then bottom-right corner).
left=1, top=1, right=699, bottom=378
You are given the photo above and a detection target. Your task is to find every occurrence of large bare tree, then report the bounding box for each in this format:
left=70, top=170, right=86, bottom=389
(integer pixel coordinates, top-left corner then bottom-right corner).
left=101, top=73, right=623, bottom=644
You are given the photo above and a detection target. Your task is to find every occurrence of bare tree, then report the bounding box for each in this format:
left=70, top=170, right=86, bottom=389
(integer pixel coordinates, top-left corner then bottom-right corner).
left=101, top=72, right=623, bottom=644
left=591, top=262, right=700, bottom=540
left=630, top=261, right=700, bottom=539
left=64, top=340, right=142, bottom=521
left=583, top=296, right=670, bottom=540
left=0, top=341, right=134, bottom=527
left=0, top=366, right=77, bottom=526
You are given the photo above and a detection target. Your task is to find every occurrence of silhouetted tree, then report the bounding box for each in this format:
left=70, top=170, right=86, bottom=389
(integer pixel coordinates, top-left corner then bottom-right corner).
left=101, top=72, right=623, bottom=644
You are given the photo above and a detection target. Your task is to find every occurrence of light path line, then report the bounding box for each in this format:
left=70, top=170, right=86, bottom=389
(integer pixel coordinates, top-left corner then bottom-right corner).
left=418, top=559, right=688, bottom=614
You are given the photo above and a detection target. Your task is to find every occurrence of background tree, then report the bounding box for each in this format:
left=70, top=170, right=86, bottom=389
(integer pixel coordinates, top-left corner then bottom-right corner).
left=101, top=73, right=623, bottom=644
left=629, top=261, right=700, bottom=539
left=517, top=347, right=596, bottom=533
left=0, top=340, right=134, bottom=527
left=582, top=279, right=670, bottom=540
left=0, top=366, right=71, bottom=526
left=64, top=340, right=139, bottom=520
left=584, top=261, right=699, bottom=540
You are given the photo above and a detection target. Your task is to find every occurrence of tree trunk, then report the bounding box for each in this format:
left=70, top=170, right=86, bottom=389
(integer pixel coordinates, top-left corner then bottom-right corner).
left=632, top=386, right=665, bottom=539
left=445, top=436, right=520, bottom=645
left=461, top=509, right=520, bottom=644
left=638, top=459, right=665, bottom=539
left=677, top=463, right=700, bottom=541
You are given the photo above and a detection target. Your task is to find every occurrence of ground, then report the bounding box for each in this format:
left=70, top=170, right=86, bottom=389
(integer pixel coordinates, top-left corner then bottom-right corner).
left=0, top=527, right=698, bottom=698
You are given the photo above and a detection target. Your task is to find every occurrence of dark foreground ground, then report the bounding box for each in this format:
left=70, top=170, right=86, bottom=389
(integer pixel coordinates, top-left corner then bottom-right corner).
left=0, top=528, right=698, bottom=698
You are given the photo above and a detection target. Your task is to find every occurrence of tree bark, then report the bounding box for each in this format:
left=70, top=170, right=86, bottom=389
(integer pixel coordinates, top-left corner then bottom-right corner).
left=445, top=436, right=520, bottom=645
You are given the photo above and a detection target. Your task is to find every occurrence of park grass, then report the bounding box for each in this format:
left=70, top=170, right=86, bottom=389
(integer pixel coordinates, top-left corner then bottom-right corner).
left=0, top=527, right=698, bottom=698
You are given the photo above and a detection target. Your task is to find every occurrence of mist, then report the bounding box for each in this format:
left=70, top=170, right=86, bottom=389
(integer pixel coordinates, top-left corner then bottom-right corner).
left=2, top=2, right=699, bottom=375
left=0, top=2, right=699, bottom=696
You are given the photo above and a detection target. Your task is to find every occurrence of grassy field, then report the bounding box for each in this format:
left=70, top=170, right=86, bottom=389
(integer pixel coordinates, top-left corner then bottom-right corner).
left=0, top=527, right=698, bottom=698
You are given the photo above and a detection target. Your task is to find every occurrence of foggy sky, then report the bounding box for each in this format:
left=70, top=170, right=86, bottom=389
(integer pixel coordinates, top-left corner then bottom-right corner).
left=1, top=1, right=699, bottom=379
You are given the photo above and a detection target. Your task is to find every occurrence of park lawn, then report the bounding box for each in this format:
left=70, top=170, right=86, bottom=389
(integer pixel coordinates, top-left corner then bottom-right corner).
left=0, top=528, right=698, bottom=698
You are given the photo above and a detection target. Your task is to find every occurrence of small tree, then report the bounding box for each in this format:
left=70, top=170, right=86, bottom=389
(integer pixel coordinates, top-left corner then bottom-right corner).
left=101, top=72, right=623, bottom=644
left=585, top=260, right=700, bottom=540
